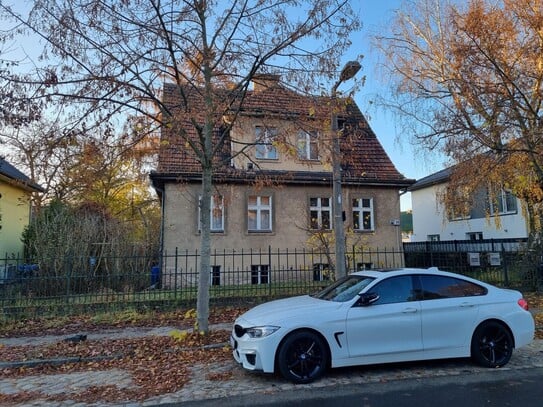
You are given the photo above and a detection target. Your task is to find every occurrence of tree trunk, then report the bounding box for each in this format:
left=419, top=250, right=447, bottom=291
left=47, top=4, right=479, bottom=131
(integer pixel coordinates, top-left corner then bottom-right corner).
left=196, top=163, right=212, bottom=333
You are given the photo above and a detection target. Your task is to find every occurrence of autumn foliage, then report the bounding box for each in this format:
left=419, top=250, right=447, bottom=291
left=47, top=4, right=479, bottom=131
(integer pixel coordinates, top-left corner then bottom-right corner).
left=380, top=0, right=543, bottom=235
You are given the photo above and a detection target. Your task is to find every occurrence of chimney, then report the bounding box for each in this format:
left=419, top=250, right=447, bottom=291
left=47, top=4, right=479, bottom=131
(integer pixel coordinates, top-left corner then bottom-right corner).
left=252, top=74, right=280, bottom=93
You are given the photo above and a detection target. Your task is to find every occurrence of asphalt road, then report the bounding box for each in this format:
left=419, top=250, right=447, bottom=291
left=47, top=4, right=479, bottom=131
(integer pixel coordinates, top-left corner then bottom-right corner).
left=176, top=366, right=543, bottom=407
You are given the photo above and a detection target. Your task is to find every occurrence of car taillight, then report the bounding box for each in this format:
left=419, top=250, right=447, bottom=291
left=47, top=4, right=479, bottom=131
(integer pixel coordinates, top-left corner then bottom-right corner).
left=518, top=298, right=529, bottom=311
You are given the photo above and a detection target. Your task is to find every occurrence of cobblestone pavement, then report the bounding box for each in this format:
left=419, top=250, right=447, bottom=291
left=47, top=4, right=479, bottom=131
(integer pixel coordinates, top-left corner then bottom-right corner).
left=1, top=325, right=542, bottom=406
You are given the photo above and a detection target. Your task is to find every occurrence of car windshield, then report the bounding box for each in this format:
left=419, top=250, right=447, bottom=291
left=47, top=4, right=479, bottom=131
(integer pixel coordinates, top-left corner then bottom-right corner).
left=313, top=275, right=375, bottom=302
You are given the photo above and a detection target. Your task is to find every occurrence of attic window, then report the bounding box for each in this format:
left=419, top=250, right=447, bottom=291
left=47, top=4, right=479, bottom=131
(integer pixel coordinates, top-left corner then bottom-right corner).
left=297, top=131, right=318, bottom=160
left=255, top=126, right=278, bottom=160
left=335, top=116, right=347, bottom=131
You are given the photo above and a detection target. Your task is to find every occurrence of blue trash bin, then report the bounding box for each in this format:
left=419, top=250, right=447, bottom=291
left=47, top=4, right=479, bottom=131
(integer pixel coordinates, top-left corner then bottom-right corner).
left=151, top=265, right=161, bottom=287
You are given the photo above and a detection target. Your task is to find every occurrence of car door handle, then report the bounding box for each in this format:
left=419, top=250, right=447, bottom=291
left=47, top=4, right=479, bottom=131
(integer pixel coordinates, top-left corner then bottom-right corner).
left=460, top=302, right=475, bottom=307
left=402, top=307, right=418, bottom=313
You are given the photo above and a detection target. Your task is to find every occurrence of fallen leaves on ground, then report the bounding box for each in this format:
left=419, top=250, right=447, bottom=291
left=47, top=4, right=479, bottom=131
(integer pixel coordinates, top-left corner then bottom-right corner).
left=0, top=306, right=248, bottom=339
left=1, top=295, right=542, bottom=405
left=0, top=306, right=246, bottom=405
left=0, top=330, right=232, bottom=405
left=524, top=292, right=543, bottom=310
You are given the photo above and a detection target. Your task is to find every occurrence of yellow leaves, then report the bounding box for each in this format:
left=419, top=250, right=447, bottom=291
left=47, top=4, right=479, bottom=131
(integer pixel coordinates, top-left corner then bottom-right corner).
left=183, top=308, right=197, bottom=320
left=169, top=329, right=189, bottom=342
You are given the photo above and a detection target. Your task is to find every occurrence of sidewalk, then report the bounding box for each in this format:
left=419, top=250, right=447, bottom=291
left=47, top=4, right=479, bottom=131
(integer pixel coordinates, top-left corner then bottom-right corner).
left=1, top=319, right=542, bottom=406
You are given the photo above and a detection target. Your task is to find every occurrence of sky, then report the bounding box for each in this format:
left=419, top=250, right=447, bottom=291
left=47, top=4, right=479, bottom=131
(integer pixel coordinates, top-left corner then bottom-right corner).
left=349, top=1, right=448, bottom=210
left=3, top=0, right=447, bottom=211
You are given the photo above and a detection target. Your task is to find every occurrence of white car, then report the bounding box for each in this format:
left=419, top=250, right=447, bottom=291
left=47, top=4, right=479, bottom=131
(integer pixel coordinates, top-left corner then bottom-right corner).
left=231, top=268, right=535, bottom=383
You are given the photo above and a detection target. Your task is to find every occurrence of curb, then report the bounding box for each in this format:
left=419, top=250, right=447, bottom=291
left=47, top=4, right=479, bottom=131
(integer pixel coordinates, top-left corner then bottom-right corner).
left=0, top=342, right=229, bottom=370
left=0, top=353, right=124, bottom=369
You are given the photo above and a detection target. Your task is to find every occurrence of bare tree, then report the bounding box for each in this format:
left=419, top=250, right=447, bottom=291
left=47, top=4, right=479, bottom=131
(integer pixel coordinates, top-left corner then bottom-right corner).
left=376, top=0, right=543, bottom=236
left=0, top=22, right=42, bottom=129
left=0, top=0, right=360, bottom=332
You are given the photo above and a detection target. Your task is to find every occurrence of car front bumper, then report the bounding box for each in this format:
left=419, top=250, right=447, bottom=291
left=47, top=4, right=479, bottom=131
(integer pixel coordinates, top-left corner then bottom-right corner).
left=231, top=330, right=282, bottom=373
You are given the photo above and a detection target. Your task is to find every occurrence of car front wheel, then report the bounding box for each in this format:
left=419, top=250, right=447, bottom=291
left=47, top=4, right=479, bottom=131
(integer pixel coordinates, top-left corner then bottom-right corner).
left=277, top=330, right=328, bottom=384
left=471, top=321, right=513, bottom=368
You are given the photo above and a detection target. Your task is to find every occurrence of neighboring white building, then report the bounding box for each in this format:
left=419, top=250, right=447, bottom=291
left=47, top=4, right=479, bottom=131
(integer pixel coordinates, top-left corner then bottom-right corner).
left=409, top=167, right=528, bottom=242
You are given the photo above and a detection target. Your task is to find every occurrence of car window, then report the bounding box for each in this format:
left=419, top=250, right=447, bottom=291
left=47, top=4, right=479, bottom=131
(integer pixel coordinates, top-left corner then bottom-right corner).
left=419, top=275, right=487, bottom=299
left=314, top=275, right=375, bottom=302
left=371, top=276, right=415, bottom=305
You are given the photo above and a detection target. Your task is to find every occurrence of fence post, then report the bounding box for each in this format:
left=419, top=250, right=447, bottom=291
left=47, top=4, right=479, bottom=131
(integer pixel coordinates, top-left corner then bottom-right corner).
left=268, top=246, right=272, bottom=296
left=501, top=243, right=509, bottom=286
left=65, top=254, right=72, bottom=310
left=174, top=247, right=178, bottom=300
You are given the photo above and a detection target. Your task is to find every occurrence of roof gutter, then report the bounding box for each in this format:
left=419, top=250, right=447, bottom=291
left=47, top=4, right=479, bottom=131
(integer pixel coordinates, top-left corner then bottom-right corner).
left=150, top=171, right=415, bottom=189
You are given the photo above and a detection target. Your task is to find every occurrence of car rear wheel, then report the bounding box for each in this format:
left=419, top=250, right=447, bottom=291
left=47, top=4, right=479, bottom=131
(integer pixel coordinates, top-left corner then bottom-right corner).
left=471, top=321, right=513, bottom=368
left=277, top=330, right=328, bottom=384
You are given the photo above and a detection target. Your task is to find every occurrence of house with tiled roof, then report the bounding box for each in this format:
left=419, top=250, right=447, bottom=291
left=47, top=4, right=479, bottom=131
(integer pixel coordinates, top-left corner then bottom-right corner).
left=0, top=157, right=44, bottom=259
left=150, top=75, right=414, bottom=273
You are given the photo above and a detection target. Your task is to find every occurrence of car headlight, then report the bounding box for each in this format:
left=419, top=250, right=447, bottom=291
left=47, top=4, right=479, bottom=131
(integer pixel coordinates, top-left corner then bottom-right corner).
left=245, top=326, right=280, bottom=338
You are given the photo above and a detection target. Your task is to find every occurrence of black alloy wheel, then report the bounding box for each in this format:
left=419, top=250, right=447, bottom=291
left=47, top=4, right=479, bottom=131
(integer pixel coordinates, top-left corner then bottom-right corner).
left=471, top=321, right=514, bottom=368
left=277, top=330, right=328, bottom=384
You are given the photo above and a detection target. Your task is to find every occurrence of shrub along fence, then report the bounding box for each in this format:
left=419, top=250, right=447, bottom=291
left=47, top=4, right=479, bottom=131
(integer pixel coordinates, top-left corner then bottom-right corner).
left=0, top=240, right=539, bottom=319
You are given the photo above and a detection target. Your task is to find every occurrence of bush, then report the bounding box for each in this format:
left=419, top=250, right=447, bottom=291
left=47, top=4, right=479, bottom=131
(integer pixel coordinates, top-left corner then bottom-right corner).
left=22, top=200, right=159, bottom=296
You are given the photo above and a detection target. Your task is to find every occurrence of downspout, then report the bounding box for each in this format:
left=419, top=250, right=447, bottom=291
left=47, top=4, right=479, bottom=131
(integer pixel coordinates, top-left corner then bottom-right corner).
left=156, top=185, right=165, bottom=257
left=150, top=175, right=166, bottom=258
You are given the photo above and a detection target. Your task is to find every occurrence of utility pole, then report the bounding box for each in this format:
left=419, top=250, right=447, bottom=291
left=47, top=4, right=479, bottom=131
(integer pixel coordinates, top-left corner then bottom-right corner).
left=331, top=61, right=361, bottom=279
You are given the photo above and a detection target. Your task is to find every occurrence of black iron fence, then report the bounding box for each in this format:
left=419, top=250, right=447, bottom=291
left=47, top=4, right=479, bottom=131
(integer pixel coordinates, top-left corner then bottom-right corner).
left=0, top=240, right=540, bottom=319
left=403, top=238, right=538, bottom=288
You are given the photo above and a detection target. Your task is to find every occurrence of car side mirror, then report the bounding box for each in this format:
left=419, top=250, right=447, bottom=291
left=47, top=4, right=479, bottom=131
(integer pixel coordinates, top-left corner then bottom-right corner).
left=358, top=292, right=379, bottom=306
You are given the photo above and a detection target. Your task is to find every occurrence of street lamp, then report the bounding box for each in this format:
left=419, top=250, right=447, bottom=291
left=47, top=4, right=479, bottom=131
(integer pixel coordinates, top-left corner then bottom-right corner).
left=331, top=61, right=361, bottom=279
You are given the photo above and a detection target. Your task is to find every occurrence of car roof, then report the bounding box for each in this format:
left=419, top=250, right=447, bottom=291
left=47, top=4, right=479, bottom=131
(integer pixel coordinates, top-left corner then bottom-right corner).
left=352, top=267, right=464, bottom=280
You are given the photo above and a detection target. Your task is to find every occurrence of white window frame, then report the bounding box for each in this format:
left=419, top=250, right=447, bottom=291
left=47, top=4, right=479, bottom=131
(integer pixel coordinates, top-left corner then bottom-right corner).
left=210, top=265, right=221, bottom=286
left=489, top=189, right=517, bottom=216
left=251, top=265, right=270, bottom=285
left=466, top=232, right=484, bottom=240
left=255, top=126, right=278, bottom=160
left=198, top=195, right=224, bottom=232
left=312, top=263, right=331, bottom=281
left=310, top=197, right=332, bottom=230
left=248, top=195, right=272, bottom=232
left=353, top=197, right=374, bottom=231
left=297, top=130, right=318, bottom=160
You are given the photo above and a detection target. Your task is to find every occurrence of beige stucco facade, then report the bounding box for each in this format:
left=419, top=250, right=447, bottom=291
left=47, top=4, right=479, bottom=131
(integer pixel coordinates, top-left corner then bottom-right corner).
left=162, top=181, right=402, bottom=253
left=229, top=116, right=330, bottom=172
left=160, top=181, right=403, bottom=287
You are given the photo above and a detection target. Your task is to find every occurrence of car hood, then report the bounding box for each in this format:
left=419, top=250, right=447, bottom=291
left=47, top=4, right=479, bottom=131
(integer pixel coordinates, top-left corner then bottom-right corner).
left=235, top=295, right=345, bottom=326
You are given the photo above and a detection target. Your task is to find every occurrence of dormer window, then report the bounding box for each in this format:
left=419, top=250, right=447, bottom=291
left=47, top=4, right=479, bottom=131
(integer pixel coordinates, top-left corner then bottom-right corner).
left=297, top=131, right=319, bottom=160
left=255, top=126, right=278, bottom=160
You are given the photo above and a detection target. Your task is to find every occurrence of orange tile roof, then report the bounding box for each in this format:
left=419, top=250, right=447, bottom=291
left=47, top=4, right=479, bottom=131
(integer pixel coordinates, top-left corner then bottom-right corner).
left=153, top=81, right=414, bottom=188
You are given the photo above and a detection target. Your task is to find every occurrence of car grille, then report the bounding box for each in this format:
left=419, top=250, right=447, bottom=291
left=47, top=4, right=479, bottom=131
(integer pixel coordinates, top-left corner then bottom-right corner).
left=234, top=324, right=246, bottom=338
